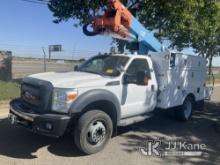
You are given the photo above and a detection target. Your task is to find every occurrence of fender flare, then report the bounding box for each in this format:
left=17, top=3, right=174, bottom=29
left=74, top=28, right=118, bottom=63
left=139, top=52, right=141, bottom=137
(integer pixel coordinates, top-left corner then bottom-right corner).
left=69, top=89, right=121, bottom=123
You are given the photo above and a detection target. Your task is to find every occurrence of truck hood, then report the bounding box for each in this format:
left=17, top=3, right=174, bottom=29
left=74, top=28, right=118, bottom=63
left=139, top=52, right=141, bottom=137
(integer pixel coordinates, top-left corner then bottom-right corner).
left=28, top=71, right=110, bottom=88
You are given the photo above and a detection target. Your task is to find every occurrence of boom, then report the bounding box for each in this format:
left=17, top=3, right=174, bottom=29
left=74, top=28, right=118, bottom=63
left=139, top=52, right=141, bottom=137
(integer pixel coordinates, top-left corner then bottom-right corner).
left=83, top=0, right=162, bottom=54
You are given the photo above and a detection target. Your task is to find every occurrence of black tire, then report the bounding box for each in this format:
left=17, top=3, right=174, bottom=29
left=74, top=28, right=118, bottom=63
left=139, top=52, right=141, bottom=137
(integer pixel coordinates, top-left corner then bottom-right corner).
left=175, top=97, right=193, bottom=121
left=74, top=110, right=113, bottom=155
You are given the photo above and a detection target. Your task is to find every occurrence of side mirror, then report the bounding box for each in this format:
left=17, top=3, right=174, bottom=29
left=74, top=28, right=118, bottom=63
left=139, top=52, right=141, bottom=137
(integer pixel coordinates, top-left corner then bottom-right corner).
left=123, top=71, right=149, bottom=85
left=123, top=74, right=136, bottom=84
left=74, top=65, right=79, bottom=71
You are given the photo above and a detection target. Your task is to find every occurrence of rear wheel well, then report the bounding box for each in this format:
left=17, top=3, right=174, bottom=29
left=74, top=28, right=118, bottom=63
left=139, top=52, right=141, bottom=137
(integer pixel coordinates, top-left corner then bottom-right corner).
left=186, top=93, right=196, bottom=108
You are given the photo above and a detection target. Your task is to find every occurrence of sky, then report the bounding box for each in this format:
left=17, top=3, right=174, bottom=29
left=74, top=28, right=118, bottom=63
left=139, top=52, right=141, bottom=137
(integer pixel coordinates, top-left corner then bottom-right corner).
left=0, top=0, right=112, bottom=59
left=0, top=0, right=219, bottom=65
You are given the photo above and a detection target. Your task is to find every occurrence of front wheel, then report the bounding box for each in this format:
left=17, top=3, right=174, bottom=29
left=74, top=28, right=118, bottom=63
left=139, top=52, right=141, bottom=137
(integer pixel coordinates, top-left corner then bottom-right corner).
left=74, top=110, right=113, bottom=154
left=175, top=97, right=193, bottom=121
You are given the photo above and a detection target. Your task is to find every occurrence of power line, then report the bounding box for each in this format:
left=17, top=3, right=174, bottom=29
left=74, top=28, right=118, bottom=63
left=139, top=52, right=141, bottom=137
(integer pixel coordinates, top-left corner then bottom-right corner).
left=19, top=0, right=49, bottom=5
left=36, top=0, right=49, bottom=2
left=0, top=43, right=104, bottom=53
left=35, top=0, right=50, bottom=3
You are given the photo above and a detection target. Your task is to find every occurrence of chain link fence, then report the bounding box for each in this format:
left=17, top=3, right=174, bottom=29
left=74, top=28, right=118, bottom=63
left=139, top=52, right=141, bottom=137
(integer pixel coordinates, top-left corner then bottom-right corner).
left=0, top=45, right=105, bottom=80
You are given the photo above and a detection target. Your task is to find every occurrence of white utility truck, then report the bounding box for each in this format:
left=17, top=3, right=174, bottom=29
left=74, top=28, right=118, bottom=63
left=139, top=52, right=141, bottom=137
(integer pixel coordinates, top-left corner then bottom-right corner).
left=8, top=0, right=212, bottom=155
left=8, top=52, right=211, bottom=154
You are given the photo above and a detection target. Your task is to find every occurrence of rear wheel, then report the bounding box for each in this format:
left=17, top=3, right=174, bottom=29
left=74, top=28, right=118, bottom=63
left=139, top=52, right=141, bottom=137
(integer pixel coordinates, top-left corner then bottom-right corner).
left=175, top=97, right=193, bottom=121
left=74, top=110, right=113, bottom=154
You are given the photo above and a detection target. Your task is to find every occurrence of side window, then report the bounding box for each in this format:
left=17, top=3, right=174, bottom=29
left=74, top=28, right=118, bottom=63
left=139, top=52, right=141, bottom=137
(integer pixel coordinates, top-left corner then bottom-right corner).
left=126, top=59, right=151, bottom=78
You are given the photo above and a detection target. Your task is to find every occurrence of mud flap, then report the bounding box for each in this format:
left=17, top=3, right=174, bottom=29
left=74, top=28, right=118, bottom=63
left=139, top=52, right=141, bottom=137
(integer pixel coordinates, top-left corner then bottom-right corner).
left=205, top=86, right=213, bottom=100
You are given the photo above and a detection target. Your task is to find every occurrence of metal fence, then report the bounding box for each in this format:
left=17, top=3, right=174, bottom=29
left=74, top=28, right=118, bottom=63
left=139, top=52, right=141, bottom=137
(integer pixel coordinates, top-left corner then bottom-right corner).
left=0, top=45, right=105, bottom=79
left=12, top=58, right=80, bottom=79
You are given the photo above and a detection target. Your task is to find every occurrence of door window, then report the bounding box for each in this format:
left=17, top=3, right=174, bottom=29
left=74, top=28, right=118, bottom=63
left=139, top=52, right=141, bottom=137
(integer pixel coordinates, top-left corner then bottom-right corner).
left=126, top=59, right=151, bottom=78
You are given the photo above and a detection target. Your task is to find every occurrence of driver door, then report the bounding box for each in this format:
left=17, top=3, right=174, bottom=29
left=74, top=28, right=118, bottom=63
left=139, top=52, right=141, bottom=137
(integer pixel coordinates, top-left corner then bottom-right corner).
left=121, top=58, right=157, bottom=119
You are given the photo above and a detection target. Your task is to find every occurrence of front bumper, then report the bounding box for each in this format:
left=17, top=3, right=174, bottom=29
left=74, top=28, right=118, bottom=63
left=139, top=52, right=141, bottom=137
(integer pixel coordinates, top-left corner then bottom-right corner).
left=8, top=99, right=71, bottom=138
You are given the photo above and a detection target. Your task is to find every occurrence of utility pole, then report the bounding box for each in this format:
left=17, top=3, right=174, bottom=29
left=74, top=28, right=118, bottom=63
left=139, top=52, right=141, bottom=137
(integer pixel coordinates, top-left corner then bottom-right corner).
left=42, top=47, right=47, bottom=72
left=48, top=46, right=51, bottom=62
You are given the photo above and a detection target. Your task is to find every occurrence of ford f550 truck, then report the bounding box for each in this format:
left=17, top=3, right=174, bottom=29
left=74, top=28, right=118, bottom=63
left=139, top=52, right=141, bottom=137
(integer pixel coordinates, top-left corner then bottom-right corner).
left=8, top=0, right=212, bottom=154
left=8, top=52, right=211, bottom=154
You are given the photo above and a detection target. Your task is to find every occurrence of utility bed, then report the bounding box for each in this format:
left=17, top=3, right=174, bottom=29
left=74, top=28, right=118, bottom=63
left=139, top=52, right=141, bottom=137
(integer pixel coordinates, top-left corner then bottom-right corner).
left=150, top=52, right=208, bottom=109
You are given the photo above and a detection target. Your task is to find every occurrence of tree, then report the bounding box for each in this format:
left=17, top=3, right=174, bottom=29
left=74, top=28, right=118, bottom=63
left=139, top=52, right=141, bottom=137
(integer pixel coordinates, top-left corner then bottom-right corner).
left=48, top=0, right=220, bottom=60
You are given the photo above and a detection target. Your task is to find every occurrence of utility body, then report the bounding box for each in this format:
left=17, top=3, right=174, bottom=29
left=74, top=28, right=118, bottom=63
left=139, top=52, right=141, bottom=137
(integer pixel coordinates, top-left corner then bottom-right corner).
left=8, top=0, right=212, bottom=154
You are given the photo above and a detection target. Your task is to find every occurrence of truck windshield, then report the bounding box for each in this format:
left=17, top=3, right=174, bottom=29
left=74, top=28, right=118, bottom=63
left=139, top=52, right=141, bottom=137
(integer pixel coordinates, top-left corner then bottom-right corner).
left=77, top=55, right=129, bottom=77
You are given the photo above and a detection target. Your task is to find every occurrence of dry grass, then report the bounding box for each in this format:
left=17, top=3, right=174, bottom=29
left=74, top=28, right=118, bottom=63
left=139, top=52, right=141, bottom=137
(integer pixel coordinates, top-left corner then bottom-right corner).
left=207, top=73, right=220, bottom=84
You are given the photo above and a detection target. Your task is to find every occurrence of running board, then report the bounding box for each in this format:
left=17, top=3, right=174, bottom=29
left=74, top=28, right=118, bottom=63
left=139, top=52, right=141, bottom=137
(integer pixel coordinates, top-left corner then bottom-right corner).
left=118, top=114, right=153, bottom=126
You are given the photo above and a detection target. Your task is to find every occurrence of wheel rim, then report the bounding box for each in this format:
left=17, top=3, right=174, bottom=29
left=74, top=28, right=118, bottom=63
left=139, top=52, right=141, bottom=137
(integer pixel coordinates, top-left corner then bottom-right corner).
left=183, top=99, right=192, bottom=119
left=87, top=120, right=106, bottom=145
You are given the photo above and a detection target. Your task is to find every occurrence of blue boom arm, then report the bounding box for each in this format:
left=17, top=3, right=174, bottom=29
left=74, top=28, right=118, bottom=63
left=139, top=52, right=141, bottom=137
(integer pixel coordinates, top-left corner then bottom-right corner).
left=83, top=0, right=162, bottom=54
left=130, top=16, right=162, bottom=53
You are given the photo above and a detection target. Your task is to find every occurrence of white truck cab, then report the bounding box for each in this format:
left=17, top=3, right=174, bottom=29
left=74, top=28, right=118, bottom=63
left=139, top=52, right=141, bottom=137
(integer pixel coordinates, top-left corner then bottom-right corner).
left=8, top=52, right=211, bottom=154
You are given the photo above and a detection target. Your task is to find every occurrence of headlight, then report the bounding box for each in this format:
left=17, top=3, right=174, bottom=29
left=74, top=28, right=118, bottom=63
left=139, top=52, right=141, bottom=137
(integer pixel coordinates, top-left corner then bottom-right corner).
left=52, top=88, right=78, bottom=113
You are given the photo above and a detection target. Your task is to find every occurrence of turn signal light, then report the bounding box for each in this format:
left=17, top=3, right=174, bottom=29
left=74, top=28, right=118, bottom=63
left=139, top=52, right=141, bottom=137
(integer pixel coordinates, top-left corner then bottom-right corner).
left=67, top=92, right=78, bottom=101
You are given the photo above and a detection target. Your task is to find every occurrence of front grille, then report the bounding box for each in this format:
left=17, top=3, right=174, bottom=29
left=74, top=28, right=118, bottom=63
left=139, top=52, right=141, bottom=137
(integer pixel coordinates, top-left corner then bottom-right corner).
left=21, top=84, right=40, bottom=107
left=21, top=78, right=53, bottom=113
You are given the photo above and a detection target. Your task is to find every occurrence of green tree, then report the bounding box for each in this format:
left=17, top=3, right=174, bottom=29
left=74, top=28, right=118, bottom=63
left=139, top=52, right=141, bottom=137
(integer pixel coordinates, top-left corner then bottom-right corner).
left=48, top=0, right=220, bottom=60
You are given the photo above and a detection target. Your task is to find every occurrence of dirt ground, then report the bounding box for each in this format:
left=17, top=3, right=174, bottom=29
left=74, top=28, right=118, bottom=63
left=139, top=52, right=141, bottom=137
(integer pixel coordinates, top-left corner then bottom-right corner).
left=12, top=59, right=77, bottom=79
left=0, top=87, right=219, bottom=165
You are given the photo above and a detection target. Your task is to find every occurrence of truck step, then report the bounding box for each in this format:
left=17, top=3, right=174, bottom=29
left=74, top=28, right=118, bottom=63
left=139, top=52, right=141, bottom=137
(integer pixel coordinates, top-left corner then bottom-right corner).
left=118, top=114, right=153, bottom=126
